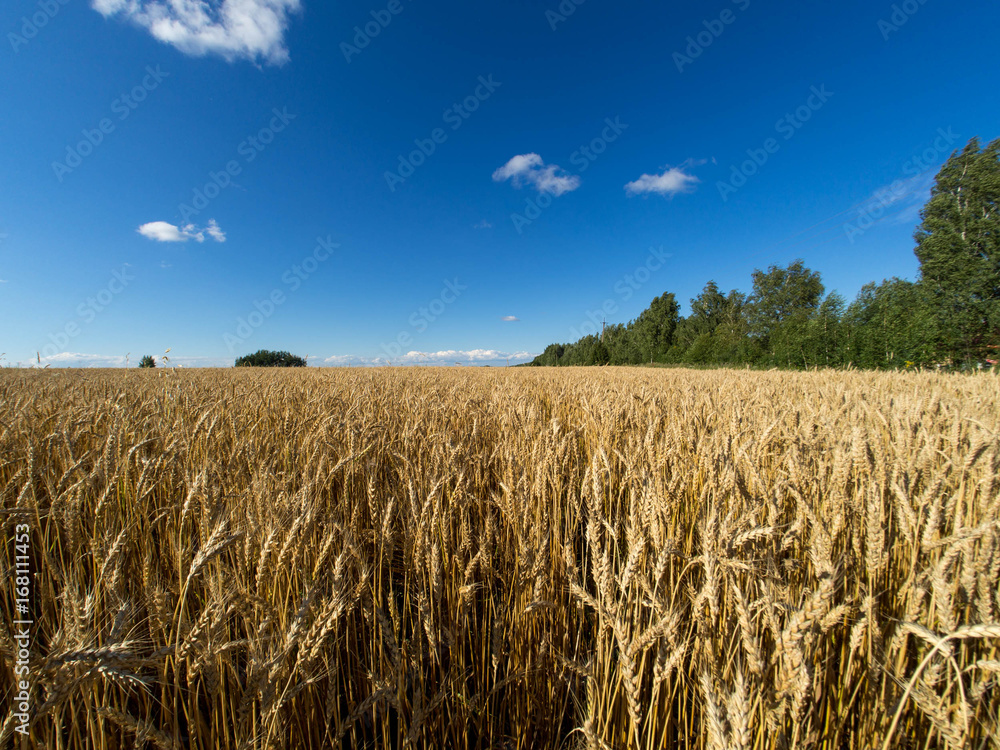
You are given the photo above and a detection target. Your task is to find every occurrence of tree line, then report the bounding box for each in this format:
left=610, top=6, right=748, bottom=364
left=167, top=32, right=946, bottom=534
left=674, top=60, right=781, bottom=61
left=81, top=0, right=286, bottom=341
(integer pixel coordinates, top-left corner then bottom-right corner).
left=235, top=350, right=307, bottom=367
left=528, top=137, right=1000, bottom=370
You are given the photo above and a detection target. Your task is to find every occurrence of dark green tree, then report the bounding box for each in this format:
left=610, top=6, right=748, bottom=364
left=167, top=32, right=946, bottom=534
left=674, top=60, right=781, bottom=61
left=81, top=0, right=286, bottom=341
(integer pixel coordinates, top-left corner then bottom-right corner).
left=801, top=293, right=846, bottom=368
left=557, top=340, right=583, bottom=366
left=558, top=335, right=609, bottom=366
left=914, top=137, right=1000, bottom=364
left=631, top=292, right=680, bottom=363
left=602, top=323, right=640, bottom=364
left=714, top=290, right=752, bottom=363
left=139, top=355, right=156, bottom=369
left=681, top=332, right=715, bottom=364
left=235, top=350, right=308, bottom=367
left=591, top=338, right=610, bottom=365
left=844, top=278, right=939, bottom=368
left=672, top=281, right=727, bottom=362
left=748, top=260, right=825, bottom=364
left=689, top=281, right=728, bottom=329
left=531, top=343, right=565, bottom=367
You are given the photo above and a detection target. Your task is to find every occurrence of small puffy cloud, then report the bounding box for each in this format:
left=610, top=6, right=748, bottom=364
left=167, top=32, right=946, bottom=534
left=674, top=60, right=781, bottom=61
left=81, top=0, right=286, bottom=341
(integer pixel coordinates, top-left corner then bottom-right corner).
left=205, top=219, right=226, bottom=242
left=473, top=220, right=493, bottom=229
left=137, top=221, right=187, bottom=242
left=500, top=316, right=520, bottom=322
left=493, top=153, right=581, bottom=196
left=91, top=0, right=302, bottom=66
left=493, top=153, right=543, bottom=182
left=625, top=165, right=700, bottom=197
left=138, top=219, right=226, bottom=243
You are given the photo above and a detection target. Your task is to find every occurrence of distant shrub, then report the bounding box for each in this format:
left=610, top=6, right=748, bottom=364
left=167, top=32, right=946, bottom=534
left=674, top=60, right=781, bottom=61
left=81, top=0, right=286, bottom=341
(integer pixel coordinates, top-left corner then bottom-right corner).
left=139, top=355, right=156, bottom=369
left=235, top=350, right=307, bottom=368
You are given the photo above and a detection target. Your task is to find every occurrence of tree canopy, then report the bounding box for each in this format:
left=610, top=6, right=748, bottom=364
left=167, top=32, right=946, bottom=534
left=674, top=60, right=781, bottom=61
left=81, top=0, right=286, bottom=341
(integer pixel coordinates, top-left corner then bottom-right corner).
left=235, top=350, right=308, bottom=368
left=914, top=137, right=1000, bottom=362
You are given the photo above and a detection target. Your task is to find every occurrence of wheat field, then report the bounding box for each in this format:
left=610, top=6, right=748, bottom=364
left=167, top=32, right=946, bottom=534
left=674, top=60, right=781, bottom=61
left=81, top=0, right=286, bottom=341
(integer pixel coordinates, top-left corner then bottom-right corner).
left=1, top=366, right=999, bottom=749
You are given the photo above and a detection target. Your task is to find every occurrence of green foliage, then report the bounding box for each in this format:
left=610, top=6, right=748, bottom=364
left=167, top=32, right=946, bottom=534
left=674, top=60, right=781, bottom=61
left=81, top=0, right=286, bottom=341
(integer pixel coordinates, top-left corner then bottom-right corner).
left=670, top=282, right=752, bottom=364
left=914, top=137, right=1000, bottom=363
left=560, top=335, right=606, bottom=366
left=843, top=279, right=940, bottom=368
left=602, top=323, right=640, bottom=364
left=748, top=260, right=825, bottom=364
left=139, top=355, right=156, bottom=369
left=235, top=350, right=308, bottom=368
left=714, top=290, right=754, bottom=363
left=534, top=344, right=566, bottom=367
left=802, top=293, right=847, bottom=368
left=672, top=281, right=725, bottom=358
left=631, top=292, right=680, bottom=363
left=591, top=338, right=610, bottom=365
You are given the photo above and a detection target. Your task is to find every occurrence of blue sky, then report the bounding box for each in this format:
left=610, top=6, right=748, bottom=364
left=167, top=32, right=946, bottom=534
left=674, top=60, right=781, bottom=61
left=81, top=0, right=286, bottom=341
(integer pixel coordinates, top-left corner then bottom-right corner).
left=2, top=0, right=998, bottom=367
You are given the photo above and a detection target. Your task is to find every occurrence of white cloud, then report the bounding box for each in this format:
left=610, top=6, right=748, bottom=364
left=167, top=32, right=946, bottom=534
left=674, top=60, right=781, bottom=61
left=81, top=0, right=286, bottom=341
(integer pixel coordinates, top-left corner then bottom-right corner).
left=138, top=219, right=226, bottom=243
left=138, top=221, right=186, bottom=242
left=37, top=352, right=129, bottom=368
left=473, top=220, right=493, bottom=229
left=625, top=165, right=700, bottom=197
left=500, top=316, right=520, bottom=322
left=891, top=200, right=926, bottom=226
left=91, top=0, right=302, bottom=65
left=324, top=350, right=535, bottom=367
left=492, top=153, right=581, bottom=196
left=493, top=153, right=542, bottom=182
left=861, top=171, right=936, bottom=226
left=205, top=219, right=227, bottom=242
